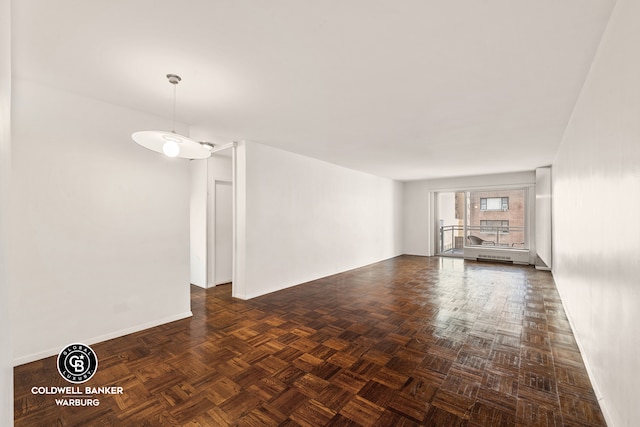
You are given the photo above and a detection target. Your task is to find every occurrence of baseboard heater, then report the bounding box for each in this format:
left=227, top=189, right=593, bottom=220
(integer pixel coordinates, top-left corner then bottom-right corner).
left=463, top=246, right=530, bottom=265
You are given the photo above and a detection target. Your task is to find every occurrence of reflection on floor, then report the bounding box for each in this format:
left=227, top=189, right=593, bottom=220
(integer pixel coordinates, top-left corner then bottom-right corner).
left=14, top=255, right=605, bottom=426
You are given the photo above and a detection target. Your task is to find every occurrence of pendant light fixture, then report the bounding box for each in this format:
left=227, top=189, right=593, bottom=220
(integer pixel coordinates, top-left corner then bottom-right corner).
left=132, top=74, right=211, bottom=160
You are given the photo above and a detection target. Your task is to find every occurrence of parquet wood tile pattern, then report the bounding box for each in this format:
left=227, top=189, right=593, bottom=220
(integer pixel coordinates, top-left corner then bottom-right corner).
left=14, top=256, right=606, bottom=426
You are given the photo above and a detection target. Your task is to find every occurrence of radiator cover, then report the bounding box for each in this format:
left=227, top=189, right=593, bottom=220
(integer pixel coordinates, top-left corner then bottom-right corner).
left=463, top=246, right=530, bottom=265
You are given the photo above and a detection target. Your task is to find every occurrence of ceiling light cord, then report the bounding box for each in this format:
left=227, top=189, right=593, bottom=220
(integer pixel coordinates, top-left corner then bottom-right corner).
left=172, top=82, right=176, bottom=133
left=166, top=73, right=181, bottom=133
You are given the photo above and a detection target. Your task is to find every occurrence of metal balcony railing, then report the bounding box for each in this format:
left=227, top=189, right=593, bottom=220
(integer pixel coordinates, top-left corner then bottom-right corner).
left=439, top=225, right=527, bottom=254
left=439, top=225, right=464, bottom=254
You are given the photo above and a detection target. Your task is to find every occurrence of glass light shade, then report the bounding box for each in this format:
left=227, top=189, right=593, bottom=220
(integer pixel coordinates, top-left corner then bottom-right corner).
left=162, top=140, right=180, bottom=157
left=131, top=130, right=211, bottom=159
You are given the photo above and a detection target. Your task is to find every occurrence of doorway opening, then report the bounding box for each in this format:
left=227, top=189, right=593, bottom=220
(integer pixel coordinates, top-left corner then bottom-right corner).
left=208, top=180, right=233, bottom=287
left=189, top=141, right=237, bottom=298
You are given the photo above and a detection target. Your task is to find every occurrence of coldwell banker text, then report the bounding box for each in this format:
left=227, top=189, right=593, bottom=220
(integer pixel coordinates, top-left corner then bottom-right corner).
left=31, top=386, right=124, bottom=406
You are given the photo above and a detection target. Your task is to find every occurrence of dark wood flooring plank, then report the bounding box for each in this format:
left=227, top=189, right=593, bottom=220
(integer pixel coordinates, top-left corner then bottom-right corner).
left=14, top=256, right=607, bottom=426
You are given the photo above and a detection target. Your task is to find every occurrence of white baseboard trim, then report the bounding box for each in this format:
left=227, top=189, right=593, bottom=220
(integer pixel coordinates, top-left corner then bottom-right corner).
left=191, top=282, right=207, bottom=289
left=204, top=280, right=231, bottom=289
left=232, top=292, right=249, bottom=300
left=553, top=278, right=614, bottom=427
left=13, top=311, right=193, bottom=367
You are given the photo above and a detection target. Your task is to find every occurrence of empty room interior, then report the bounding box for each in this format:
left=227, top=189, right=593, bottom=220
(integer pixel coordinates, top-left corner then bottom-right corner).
left=1, top=0, right=639, bottom=426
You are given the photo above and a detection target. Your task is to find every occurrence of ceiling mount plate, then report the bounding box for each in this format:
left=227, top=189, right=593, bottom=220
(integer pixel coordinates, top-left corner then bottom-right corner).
left=166, top=74, right=181, bottom=85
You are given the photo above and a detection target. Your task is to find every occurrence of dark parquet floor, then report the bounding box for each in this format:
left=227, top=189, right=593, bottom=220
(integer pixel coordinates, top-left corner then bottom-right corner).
left=14, top=256, right=606, bottom=426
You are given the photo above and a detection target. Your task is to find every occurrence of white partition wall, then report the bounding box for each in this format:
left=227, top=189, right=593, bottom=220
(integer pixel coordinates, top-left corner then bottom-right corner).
left=190, top=159, right=208, bottom=287
left=235, top=141, right=402, bottom=300
left=553, top=0, right=640, bottom=424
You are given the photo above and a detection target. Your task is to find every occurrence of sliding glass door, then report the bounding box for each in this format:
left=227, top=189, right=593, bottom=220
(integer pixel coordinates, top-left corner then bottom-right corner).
left=435, top=191, right=466, bottom=256
left=436, top=188, right=528, bottom=257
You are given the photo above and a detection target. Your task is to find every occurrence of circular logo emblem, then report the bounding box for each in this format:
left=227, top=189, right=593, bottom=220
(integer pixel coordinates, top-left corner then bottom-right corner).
left=57, top=343, right=98, bottom=384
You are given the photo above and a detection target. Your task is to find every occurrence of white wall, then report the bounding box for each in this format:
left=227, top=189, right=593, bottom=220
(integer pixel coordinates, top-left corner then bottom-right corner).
left=190, top=159, right=208, bottom=287
left=235, top=141, right=402, bottom=299
left=552, top=0, right=640, bottom=424
left=402, top=180, right=431, bottom=256
left=10, top=80, right=192, bottom=365
left=535, top=167, right=552, bottom=269
left=0, top=0, right=13, bottom=422
left=402, top=171, right=536, bottom=256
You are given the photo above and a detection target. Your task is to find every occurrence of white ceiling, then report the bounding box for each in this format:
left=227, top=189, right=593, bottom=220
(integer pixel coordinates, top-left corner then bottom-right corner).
left=12, top=0, right=616, bottom=180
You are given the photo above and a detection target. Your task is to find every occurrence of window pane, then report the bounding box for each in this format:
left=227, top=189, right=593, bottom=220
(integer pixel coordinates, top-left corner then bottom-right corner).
left=486, top=198, right=502, bottom=210
left=467, top=189, right=526, bottom=247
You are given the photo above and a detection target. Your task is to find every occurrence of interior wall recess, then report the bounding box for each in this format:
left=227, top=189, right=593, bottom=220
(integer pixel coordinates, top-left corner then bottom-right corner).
left=535, top=167, right=552, bottom=270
